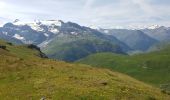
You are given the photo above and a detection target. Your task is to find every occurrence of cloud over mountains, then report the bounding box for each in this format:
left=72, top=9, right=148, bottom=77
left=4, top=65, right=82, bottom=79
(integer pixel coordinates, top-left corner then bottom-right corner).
left=0, top=0, right=170, bottom=28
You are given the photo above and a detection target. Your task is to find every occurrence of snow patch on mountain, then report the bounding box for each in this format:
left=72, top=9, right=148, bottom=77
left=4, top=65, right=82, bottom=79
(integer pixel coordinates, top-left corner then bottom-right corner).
left=13, top=34, right=24, bottom=40
left=12, top=19, right=63, bottom=32
left=128, top=25, right=162, bottom=30
left=89, top=25, right=101, bottom=30
left=71, top=32, right=79, bottom=35
left=40, top=20, right=63, bottom=26
left=28, top=20, right=62, bottom=33
left=28, top=23, right=44, bottom=32
left=104, top=30, right=109, bottom=33
left=44, top=33, right=49, bottom=37
left=148, top=25, right=161, bottom=29
left=13, top=20, right=44, bottom=32
left=49, top=28, right=59, bottom=34
left=13, top=21, right=26, bottom=26
left=2, top=31, right=8, bottom=35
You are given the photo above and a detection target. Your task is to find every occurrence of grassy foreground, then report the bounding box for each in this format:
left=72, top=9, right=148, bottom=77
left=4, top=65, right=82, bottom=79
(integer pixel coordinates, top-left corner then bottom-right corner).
left=77, top=46, right=170, bottom=88
left=0, top=40, right=170, bottom=99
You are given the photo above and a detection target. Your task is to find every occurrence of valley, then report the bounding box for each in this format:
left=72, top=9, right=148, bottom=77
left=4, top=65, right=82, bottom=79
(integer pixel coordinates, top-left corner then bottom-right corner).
left=77, top=45, right=170, bottom=92
left=0, top=20, right=170, bottom=99
left=1, top=0, right=170, bottom=99
left=1, top=40, right=169, bottom=99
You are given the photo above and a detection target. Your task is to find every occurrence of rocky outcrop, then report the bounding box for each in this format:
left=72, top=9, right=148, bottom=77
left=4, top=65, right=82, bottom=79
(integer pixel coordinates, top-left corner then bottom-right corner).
left=27, top=44, right=48, bottom=58
left=0, top=45, right=6, bottom=50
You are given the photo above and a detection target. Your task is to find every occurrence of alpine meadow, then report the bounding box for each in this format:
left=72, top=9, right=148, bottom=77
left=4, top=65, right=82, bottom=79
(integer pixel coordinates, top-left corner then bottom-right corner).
left=0, top=0, right=170, bottom=99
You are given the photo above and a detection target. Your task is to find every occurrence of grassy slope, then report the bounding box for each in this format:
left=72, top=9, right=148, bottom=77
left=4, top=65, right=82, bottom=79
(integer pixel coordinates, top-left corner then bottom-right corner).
left=46, top=39, right=123, bottom=62
left=77, top=46, right=170, bottom=87
left=0, top=40, right=170, bottom=100
left=42, top=33, right=127, bottom=62
left=42, top=34, right=104, bottom=55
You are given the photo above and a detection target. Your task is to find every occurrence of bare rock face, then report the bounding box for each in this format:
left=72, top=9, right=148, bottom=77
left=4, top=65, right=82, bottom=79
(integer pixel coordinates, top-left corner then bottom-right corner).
left=27, top=44, right=48, bottom=58
left=27, top=44, right=40, bottom=51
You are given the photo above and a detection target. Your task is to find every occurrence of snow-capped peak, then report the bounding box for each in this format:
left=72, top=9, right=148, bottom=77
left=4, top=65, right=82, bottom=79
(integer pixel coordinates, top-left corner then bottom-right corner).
left=13, top=19, right=26, bottom=26
left=26, top=20, right=63, bottom=30
left=27, top=22, right=44, bottom=32
left=147, top=25, right=161, bottom=29
left=126, top=24, right=162, bottom=30
left=40, top=20, right=63, bottom=26
left=89, top=25, right=101, bottom=30
left=13, top=19, right=64, bottom=27
left=13, top=19, right=20, bottom=23
left=13, top=34, right=25, bottom=40
left=12, top=19, right=63, bottom=33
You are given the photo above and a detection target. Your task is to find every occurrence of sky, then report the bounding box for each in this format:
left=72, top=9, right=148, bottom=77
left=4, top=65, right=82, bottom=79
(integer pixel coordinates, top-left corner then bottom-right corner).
left=0, top=0, right=170, bottom=28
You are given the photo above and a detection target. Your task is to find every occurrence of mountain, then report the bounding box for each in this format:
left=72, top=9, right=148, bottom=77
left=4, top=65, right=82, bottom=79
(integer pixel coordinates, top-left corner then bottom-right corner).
left=45, top=39, right=124, bottom=62
left=142, top=26, right=170, bottom=42
left=41, top=21, right=129, bottom=61
left=0, top=20, right=129, bottom=61
left=100, top=29, right=158, bottom=51
left=1, top=22, right=53, bottom=45
left=1, top=20, right=170, bottom=61
left=0, top=40, right=169, bottom=99
left=147, top=25, right=162, bottom=30
left=126, top=24, right=162, bottom=30
left=0, top=27, right=23, bottom=44
left=77, top=45, right=170, bottom=93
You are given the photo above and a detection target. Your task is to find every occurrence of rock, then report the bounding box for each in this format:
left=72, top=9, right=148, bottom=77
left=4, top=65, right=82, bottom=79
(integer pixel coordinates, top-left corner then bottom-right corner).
left=0, top=45, right=6, bottom=50
left=39, top=52, right=48, bottom=58
left=27, top=44, right=48, bottom=58
left=100, top=81, right=108, bottom=86
left=40, top=97, right=46, bottom=100
left=27, top=44, right=40, bottom=51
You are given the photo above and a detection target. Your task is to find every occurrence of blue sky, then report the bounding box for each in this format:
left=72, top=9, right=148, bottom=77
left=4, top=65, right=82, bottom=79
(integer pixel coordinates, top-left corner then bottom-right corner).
left=0, top=0, right=170, bottom=28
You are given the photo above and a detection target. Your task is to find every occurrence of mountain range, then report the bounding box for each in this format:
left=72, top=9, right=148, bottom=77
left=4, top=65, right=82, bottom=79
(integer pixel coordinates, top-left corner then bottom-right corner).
left=1, top=19, right=170, bottom=99
left=99, top=29, right=158, bottom=51
left=0, top=19, right=170, bottom=61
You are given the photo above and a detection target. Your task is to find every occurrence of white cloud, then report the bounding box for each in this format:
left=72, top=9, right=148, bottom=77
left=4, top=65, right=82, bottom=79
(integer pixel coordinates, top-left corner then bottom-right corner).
left=0, top=0, right=170, bottom=28
left=131, top=0, right=154, bottom=14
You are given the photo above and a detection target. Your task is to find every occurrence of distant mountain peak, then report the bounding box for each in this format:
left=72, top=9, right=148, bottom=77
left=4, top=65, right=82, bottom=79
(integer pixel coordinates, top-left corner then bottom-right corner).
left=13, top=19, right=20, bottom=23
left=12, top=19, right=64, bottom=26
left=89, top=25, right=101, bottom=30
left=36, top=20, right=64, bottom=26
left=126, top=25, right=161, bottom=30
left=13, top=19, right=26, bottom=26
left=11, top=19, right=64, bottom=33
left=147, top=25, right=161, bottom=29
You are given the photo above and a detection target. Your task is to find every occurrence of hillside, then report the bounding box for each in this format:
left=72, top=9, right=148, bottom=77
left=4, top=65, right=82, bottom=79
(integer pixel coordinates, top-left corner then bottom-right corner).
left=100, top=29, right=158, bottom=51
left=77, top=46, right=170, bottom=90
left=142, top=26, right=170, bottom=42
left=44, top=38, right=124, bottom=62
left=0, top=40, right=170, bottom=99
left=0, top=27, right=23, bottom=44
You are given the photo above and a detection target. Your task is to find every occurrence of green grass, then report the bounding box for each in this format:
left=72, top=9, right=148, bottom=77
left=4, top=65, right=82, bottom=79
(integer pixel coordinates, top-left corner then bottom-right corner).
left=42, top=36, right=123, bottom=62
left=76, top=46, right=170, bottom=88
left=0, top=40, right=170, bottom=99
